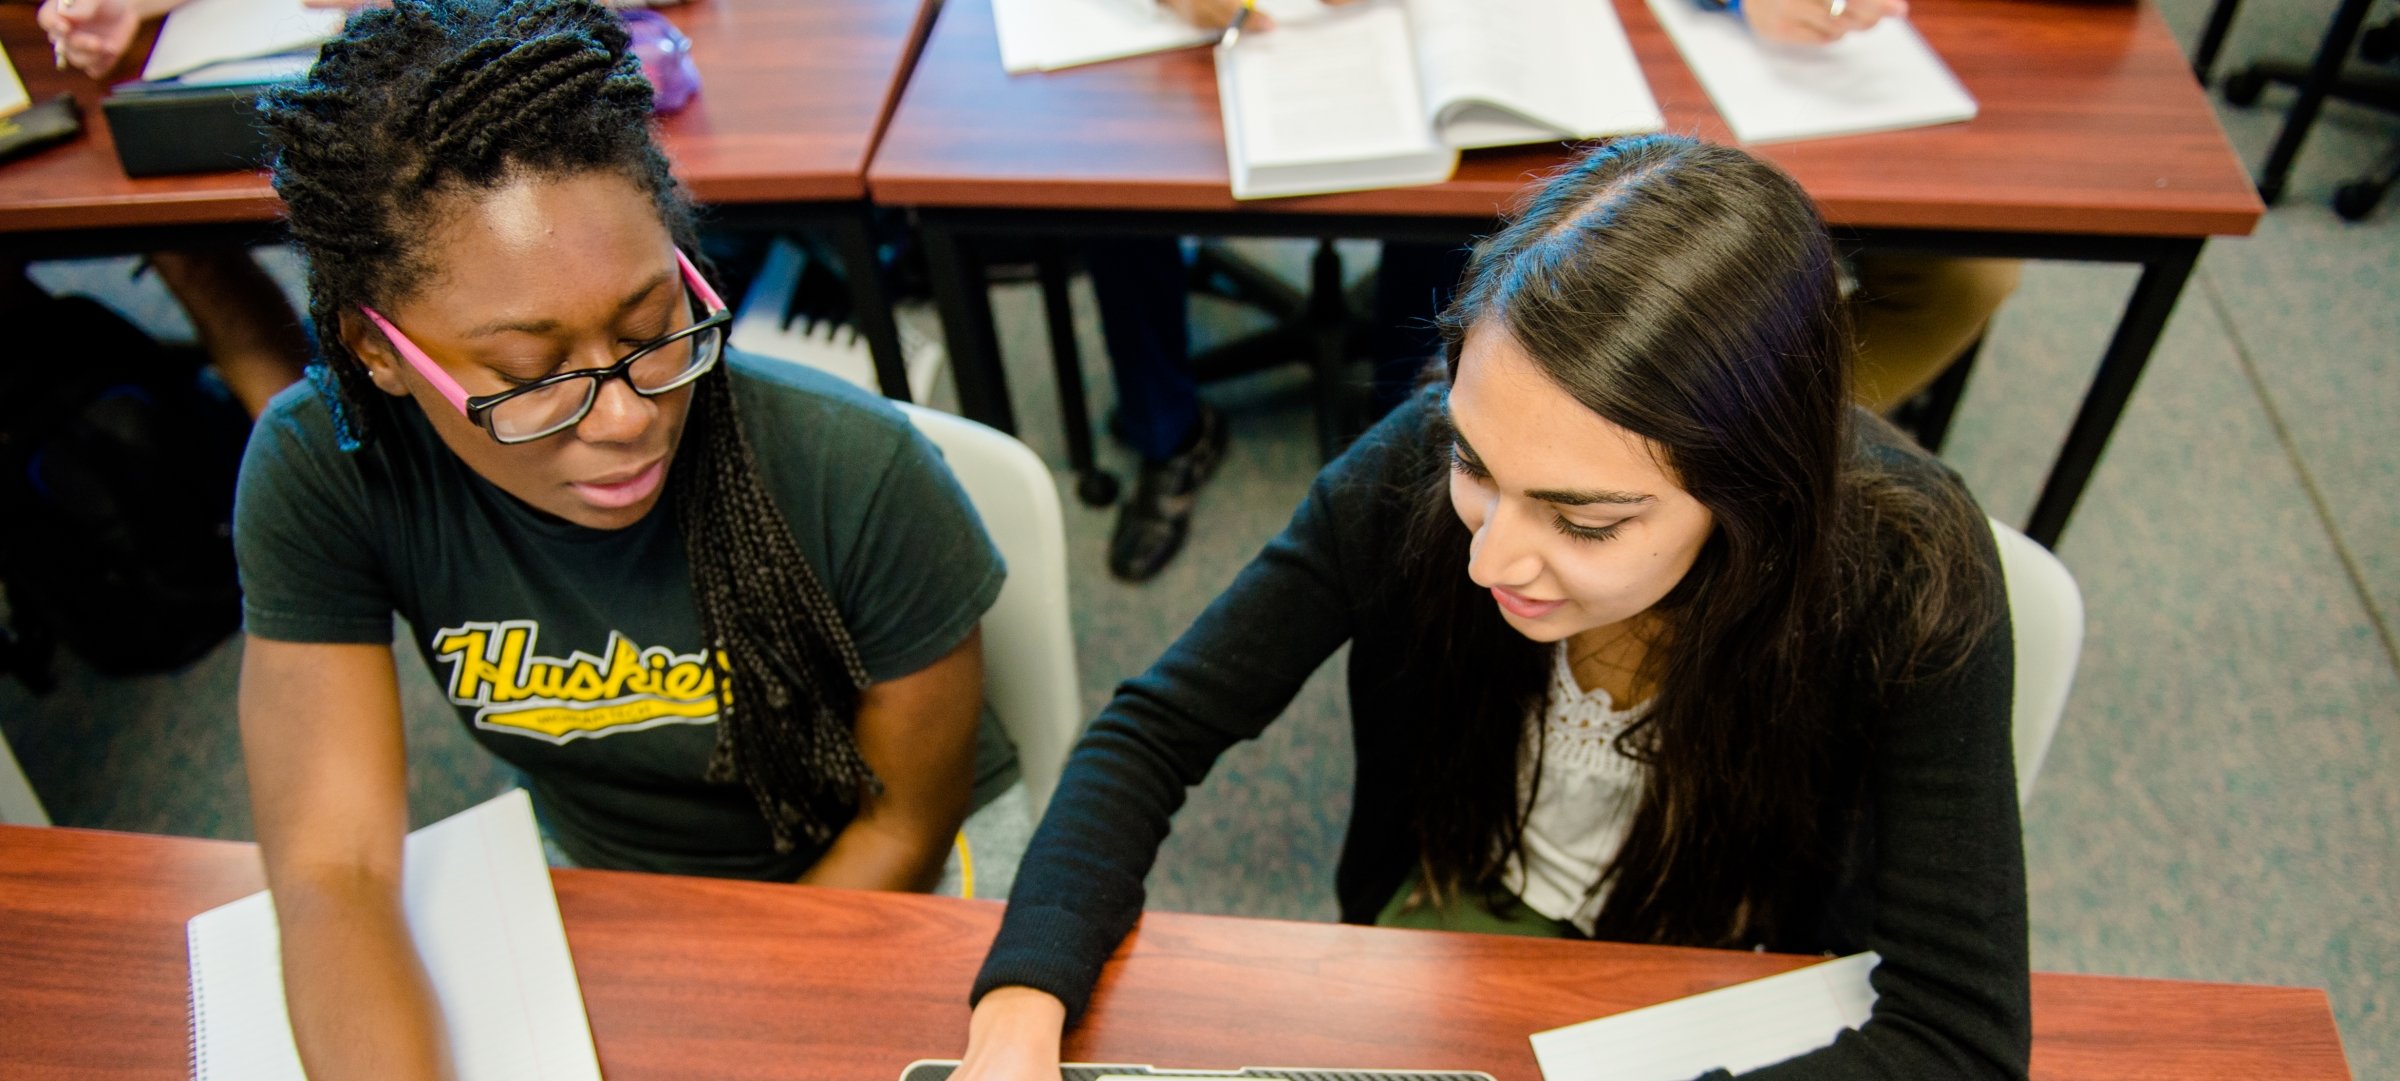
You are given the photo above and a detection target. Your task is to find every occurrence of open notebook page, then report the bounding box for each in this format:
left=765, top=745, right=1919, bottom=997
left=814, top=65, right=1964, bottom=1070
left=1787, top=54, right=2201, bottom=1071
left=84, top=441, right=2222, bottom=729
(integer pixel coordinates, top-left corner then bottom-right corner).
left=185, top=790, right=603, bottom=1081
left=1646, top=0, right=1973, bottom=144
left=1528, top=952, right=1881, bottom=1081
left=1217, top=1, right=1452, bottom=199
left=1406, top=0, right=1662, bottom=149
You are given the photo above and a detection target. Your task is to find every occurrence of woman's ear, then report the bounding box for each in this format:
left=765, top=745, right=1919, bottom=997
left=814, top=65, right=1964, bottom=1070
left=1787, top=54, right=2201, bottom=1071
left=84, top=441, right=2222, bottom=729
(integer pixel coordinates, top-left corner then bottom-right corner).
left=337, top=309, right=411, bottom=398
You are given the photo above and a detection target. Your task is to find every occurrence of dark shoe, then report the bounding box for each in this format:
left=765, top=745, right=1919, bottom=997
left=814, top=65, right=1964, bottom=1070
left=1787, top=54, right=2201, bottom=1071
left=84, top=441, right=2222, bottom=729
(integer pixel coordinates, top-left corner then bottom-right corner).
left=1108, top=405, right=1229, bottom=582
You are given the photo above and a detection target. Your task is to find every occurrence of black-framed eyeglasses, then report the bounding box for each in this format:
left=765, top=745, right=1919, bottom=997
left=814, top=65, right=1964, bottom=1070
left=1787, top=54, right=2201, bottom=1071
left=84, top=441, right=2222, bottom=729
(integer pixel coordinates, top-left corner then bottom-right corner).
left=360, top=249, right=731, bottom=445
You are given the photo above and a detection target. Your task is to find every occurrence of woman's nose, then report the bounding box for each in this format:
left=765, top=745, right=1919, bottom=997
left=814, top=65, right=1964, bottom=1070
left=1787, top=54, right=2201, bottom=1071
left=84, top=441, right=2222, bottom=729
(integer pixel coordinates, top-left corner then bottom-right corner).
left=574, top=374, right=658, bottom=445
left=1467, top=499, right=1544, bottom=589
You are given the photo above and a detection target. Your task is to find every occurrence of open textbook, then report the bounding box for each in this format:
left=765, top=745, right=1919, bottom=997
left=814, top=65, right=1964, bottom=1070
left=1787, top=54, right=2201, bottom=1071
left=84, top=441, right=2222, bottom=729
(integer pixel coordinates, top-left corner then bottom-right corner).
left=184, top=791, right=604, bottom=1081
left=1215, top=0, right=1662, bottom=200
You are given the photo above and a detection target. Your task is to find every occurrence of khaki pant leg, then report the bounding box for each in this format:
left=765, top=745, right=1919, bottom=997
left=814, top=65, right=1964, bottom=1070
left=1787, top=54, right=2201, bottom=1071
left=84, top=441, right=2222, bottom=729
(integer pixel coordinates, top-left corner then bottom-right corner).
left=1850, top=253, right=2025, bottom=413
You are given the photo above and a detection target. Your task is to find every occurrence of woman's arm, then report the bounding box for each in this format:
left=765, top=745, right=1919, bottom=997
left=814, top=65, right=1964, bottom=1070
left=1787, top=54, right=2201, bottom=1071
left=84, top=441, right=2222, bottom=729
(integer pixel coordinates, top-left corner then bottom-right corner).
left=800, top=628, right=986, bottom=892
left=239, top=636, right=454, bottom=1081
left=1744, top=543, right=2031, bottom=1080
left=954, top=395, right=1442, bottom=1081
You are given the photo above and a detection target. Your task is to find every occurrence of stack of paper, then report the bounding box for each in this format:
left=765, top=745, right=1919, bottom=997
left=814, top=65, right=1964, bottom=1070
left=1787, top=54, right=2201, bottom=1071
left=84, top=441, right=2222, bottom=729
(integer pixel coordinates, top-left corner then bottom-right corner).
left=185, top=791, right=604, bottom=1081
left=1646, top=0, right=1975, bottom=144
left=1528, top=952, right=1882, bottom=1081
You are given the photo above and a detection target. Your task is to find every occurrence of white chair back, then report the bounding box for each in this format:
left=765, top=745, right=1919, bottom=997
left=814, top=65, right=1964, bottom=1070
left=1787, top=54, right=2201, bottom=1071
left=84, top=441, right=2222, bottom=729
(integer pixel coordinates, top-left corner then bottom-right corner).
left=1988, top=518, right=2085, bottom=806
left=898, top=404, right=1083, bottom=814
left=0, top=729, right=49, bottom=826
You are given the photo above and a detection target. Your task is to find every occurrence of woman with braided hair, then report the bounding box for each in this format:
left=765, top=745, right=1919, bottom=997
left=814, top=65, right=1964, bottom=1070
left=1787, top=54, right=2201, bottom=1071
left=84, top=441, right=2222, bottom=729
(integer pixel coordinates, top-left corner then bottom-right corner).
left=234, top=0, right=1012, bottom=1074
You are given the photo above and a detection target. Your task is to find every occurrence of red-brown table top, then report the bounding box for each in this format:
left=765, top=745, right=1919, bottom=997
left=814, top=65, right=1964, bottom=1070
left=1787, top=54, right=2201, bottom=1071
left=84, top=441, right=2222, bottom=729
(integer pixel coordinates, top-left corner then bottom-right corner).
left=0, top=0, right=933, bottom=234
left=0, top=823, right=2349, bottom=1081
left=870, top=0, right=2264, bottom=238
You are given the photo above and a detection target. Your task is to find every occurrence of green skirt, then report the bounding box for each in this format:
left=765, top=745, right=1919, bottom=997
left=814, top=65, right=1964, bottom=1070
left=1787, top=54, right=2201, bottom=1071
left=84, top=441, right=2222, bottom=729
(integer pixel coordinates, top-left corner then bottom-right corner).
left=1373, top=873, right=1581, bottom=938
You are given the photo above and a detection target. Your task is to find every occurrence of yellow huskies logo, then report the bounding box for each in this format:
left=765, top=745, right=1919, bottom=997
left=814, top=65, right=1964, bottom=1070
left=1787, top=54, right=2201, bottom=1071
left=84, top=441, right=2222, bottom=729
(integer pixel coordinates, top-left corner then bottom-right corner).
left=430, top=621, right=720, bottom=743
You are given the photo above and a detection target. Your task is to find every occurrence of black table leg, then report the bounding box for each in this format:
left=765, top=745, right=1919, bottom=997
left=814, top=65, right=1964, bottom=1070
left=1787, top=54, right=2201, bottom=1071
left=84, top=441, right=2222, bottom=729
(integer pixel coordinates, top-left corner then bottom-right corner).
left=2254, top=0, right=2378, bottom=204
left=921, top=219, right=1018, bottom=434
left=2024, top=239, right=2203, bottom=548
left=829, top=210, right=912, bottom=403
left=2193, top=0, right=2241, bottom=85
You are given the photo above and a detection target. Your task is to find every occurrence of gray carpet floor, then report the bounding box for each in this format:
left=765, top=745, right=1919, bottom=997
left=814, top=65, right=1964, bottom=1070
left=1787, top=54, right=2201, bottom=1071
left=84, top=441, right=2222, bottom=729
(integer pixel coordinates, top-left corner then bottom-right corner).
left=2, top=0, right=2392, bottom=1073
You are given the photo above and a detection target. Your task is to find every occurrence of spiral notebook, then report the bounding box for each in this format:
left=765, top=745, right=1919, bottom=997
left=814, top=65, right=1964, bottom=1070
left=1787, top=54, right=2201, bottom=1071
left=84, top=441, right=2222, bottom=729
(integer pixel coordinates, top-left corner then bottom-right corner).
left=184, top=791, right=604, bottom=1081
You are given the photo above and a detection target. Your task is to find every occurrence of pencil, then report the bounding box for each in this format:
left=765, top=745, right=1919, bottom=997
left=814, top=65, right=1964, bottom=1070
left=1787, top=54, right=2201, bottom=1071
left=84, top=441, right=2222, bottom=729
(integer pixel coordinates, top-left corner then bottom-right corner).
left=1220, top=0, right=1257, bottom=49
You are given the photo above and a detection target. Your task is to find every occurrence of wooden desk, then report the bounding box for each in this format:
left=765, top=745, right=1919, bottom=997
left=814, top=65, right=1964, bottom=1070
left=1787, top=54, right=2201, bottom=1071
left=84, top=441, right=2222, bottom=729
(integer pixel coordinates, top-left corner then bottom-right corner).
left=0, top=0, right=934, bottom=393
left=0, top=824, right=2352, bottom=1081
left=868, top=0, right=2266, bottom=547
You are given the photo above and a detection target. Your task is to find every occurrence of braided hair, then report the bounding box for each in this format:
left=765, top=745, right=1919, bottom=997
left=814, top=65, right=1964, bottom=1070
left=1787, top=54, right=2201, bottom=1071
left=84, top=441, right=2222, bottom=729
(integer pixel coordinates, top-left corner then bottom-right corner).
left=259, top=0, right=878, bottom=851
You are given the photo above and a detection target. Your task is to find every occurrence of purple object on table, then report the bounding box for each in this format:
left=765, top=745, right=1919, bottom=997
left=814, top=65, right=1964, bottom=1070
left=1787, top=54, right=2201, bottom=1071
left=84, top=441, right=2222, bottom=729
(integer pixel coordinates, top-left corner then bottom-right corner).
left=623, top=10, right=700, bottom=115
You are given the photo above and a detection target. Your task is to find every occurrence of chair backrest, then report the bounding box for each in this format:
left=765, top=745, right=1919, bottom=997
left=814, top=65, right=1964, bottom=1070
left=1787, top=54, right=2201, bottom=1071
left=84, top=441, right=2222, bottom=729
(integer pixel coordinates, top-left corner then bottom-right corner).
left=1987, top=518, right=2085, bottom=807
left=898, top=404, right=1082, bottom=813
left=0, top=730, right=49, bottom=826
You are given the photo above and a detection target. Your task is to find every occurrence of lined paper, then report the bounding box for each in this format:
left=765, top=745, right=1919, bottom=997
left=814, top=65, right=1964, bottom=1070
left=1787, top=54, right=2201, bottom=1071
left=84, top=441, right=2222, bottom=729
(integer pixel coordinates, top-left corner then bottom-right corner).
left=1646, top=0, right=1974, bottom=144
left=186, top=791, right=603, bottom=1081
left=1528, top=952, right=1880, bottom=1081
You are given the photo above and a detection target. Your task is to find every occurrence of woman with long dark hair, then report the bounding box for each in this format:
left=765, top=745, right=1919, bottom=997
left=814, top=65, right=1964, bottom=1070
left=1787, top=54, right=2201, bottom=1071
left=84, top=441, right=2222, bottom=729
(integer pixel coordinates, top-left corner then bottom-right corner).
left=959, top=136, right=2028, bottom=1079
left=234, top=1, right=1012, bottom=1076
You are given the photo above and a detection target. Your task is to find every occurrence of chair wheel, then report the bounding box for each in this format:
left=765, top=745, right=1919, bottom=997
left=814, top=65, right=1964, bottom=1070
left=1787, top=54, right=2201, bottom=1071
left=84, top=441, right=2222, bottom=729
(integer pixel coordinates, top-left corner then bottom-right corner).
left=2221, top=68, right=2268, bottom=107
left=1075, top=470, right=1121, bottom=507
left=2332, top=181, right=2384, bottom=221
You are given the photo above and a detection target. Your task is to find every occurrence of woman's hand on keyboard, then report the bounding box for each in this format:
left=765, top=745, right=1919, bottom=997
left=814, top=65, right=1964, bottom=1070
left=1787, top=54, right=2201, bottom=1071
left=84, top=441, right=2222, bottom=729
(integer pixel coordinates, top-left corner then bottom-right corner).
left=954, top=986, right=1069, bottom=1081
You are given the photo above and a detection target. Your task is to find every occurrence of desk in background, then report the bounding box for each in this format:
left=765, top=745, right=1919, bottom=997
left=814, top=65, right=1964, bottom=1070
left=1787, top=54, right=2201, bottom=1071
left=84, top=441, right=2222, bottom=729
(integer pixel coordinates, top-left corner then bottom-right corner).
left=869, top=0, right=2266, bottom=548
left=0, top=824, right=2353, bottom=1081
left=0, top=0, right=936, bottom=395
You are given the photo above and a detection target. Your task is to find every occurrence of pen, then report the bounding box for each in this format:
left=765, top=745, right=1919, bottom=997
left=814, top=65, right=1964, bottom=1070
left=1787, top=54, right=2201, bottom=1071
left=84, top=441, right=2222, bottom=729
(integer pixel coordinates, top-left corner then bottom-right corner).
left=1219, top=0, right=1256, bottom=49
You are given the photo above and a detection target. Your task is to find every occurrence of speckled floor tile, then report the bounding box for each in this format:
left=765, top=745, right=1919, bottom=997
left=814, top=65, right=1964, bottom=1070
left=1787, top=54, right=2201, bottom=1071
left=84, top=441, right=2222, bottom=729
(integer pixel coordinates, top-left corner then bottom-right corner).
left=1942, top=258, right=2394, bottom=1080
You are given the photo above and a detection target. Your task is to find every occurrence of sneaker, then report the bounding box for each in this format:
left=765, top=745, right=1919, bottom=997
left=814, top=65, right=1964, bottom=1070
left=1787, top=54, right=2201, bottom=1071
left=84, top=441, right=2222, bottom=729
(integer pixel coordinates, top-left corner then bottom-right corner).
left=1108, top=404, right=1229, bottom=582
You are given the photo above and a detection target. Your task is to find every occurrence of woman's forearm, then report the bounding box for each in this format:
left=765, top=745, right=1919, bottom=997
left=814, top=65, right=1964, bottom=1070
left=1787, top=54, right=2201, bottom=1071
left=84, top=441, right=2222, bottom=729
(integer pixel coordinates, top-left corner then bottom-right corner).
left=271, top=868, right=456, bottom=1081
left=798, top=815, right=953, bottom=892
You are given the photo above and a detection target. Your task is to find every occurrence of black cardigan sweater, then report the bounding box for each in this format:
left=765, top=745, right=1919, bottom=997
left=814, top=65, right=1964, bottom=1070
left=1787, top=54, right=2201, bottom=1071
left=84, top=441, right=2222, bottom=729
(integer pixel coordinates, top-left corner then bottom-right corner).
left=975, top=389, right=2033, bottom=1080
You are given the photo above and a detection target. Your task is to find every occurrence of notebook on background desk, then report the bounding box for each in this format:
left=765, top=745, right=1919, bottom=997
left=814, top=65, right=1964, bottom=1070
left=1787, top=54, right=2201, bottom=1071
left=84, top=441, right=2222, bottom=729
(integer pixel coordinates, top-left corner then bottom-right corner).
left=1644, top=0, right=1975, bottom=143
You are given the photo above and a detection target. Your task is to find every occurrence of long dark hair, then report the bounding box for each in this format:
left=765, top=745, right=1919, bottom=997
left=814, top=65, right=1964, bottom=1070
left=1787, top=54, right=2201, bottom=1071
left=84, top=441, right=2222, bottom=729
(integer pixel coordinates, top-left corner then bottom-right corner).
left=1403, top=136, right=1998, bottom=946
left=259, top=0, right=875, bottom=852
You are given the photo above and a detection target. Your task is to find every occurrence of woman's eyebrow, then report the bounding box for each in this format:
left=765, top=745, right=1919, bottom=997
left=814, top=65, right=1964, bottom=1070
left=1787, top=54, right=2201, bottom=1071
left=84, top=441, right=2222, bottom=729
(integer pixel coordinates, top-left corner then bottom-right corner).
left=1527, top=487, right=1654, bottom=507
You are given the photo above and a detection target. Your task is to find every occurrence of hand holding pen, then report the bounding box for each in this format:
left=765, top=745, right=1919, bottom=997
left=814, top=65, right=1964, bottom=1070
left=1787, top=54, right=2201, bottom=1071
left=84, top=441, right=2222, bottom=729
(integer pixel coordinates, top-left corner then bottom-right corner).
left=36, top=0, right=158, bottom=78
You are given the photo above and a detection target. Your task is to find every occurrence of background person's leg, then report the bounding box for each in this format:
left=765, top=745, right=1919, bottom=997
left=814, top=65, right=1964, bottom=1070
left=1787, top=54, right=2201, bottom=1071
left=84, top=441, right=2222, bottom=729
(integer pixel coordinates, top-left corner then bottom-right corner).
left=1849, top=252, right=2024, bottom=414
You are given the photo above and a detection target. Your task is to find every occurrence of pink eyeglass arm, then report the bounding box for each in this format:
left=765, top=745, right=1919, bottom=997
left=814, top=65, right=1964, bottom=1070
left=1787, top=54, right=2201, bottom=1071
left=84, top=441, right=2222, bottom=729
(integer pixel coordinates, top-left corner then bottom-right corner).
left=359, top=249, right=728, bottom=419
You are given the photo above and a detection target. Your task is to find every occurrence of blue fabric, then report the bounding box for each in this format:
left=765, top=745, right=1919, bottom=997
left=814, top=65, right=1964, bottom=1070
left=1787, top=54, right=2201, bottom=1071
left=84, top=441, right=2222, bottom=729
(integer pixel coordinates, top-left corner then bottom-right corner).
left=1088, top=238, right=1471, bottom=462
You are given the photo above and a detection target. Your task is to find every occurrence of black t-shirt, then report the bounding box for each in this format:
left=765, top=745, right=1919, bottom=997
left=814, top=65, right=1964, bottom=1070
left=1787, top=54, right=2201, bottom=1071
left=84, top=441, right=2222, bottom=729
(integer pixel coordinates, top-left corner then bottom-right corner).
left=235, top=353, right=1009, bottom=880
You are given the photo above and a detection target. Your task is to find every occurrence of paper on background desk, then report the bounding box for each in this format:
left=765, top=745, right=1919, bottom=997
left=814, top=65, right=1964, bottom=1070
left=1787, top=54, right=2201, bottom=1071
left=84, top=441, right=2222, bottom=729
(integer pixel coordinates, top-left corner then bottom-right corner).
left=142, top=0, right=342, bottom=82
left=1529, top=952, right=1880, bottom=1081
left=1646, top=0, right=1974, bottom=144
left=993, top=0, right=1324, bottom=74
left=184, top=790, right=603, bottom=1081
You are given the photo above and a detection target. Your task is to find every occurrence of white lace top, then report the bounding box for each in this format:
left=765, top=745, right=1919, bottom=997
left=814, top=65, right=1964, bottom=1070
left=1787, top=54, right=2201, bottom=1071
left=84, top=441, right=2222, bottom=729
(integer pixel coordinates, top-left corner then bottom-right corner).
left=1500, top=643, right=1650, bottom=935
